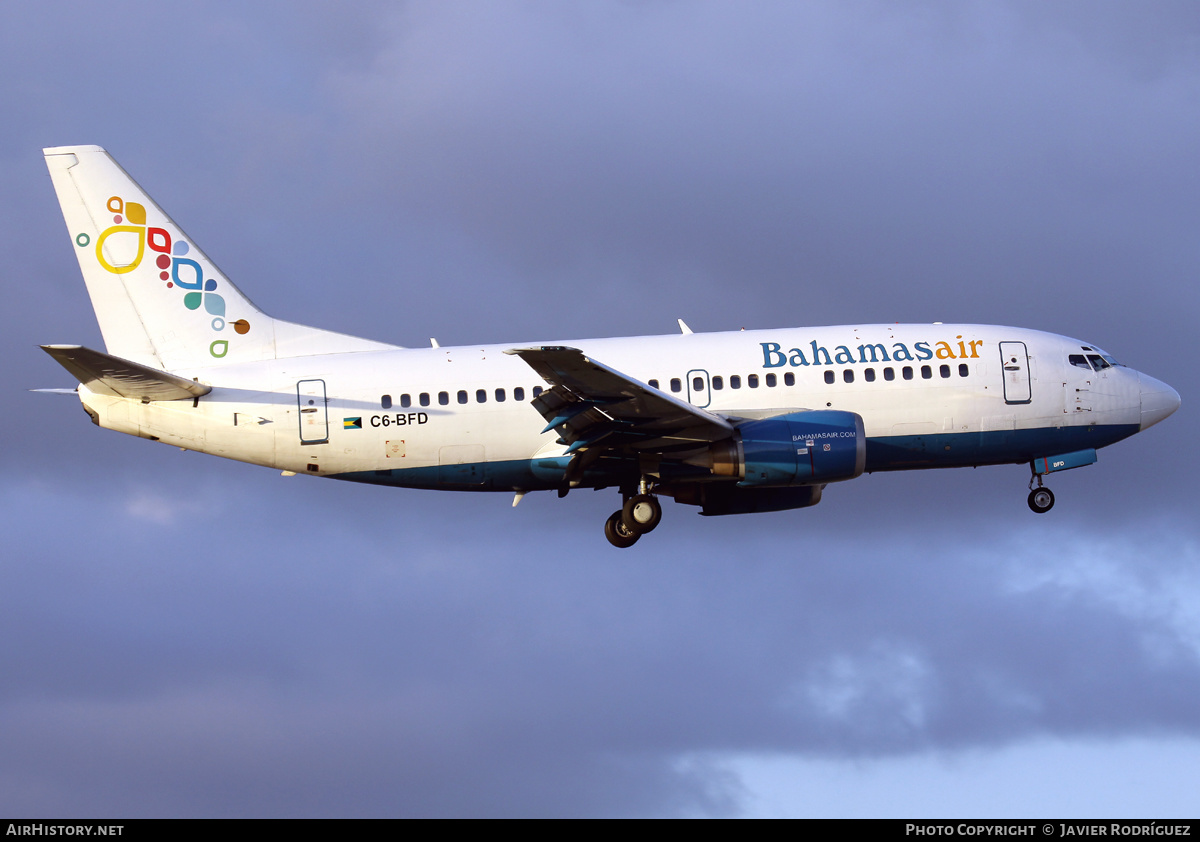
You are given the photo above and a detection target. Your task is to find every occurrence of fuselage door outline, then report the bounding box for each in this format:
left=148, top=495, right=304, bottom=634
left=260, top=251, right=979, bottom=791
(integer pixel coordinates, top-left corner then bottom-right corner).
left=297, top=378, right=329, bottom=444
left=999, top=341, right=1031, bottom=405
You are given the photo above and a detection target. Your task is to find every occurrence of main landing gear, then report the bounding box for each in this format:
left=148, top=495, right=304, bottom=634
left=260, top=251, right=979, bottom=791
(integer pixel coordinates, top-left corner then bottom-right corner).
left=1027, top=471, right=1055, bottom=514
left=604, top=482, right=664, bottom=548
left=604, top=510, right=640, bottom=548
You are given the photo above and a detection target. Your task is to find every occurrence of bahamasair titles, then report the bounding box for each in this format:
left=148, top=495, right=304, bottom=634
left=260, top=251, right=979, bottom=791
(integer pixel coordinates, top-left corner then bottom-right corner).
left=38, top=146, right=1180, bottom=548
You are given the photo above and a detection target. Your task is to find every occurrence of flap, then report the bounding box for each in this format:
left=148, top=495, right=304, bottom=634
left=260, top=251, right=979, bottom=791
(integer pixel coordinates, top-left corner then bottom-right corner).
left=505, top=346, right=733, bottom=453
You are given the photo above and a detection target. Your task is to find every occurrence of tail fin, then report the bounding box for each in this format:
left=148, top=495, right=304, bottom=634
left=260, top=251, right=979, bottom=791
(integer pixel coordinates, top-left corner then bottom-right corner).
left=43, top=145, right=399, bottom=370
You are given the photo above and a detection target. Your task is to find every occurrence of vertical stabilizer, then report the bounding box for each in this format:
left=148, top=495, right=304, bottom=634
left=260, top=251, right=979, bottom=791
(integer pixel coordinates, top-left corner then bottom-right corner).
left=43, top=146, right=398, bottom=370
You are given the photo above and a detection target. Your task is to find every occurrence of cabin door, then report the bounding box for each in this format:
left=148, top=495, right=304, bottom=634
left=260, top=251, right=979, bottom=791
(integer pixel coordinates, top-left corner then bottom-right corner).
left=999, top=342, right=1031, bottom=405
left=297, top=379, right=329, bottom=444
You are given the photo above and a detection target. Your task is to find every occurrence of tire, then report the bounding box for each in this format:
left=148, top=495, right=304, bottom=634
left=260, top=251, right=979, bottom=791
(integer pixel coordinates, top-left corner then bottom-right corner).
left=605, top=510, right=640, bottom=548
left=1027, top=487, right=1055, bottom=514
left=622, top=494, right=662, bottom=534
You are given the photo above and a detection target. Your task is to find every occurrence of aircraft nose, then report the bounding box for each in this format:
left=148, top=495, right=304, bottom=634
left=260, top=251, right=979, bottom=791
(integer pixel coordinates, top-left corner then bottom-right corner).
left=1139, top=372, right=1181, bottom=431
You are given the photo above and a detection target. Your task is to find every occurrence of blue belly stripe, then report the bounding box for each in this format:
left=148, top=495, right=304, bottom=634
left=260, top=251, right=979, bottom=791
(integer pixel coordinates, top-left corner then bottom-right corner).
left=329, top=424, right=1142, bottom=490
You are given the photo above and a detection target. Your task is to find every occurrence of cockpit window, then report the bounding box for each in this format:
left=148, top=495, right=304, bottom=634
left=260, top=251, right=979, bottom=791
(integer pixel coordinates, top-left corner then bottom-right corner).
left=1069, top=354, right=1092, bottom=370
left=1080, top=346, right=1122, bottom=368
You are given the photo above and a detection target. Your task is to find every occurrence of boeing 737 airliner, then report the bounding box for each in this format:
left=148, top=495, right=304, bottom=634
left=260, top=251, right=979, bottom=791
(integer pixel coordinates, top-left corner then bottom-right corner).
left=39, top=146, right=1180, bottom=547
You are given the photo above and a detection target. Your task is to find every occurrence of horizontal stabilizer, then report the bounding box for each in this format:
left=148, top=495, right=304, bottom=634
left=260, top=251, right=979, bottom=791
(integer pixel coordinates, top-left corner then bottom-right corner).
left=40, top=345, right=211, bottom=401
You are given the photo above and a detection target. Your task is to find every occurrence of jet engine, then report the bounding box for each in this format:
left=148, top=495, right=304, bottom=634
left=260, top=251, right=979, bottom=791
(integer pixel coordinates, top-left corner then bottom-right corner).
left=705, top=409, right=866, bottom=487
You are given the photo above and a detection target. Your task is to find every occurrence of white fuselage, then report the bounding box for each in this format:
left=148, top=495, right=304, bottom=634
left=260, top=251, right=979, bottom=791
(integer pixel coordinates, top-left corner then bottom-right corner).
left=76, top=322, right=1165, bottom=493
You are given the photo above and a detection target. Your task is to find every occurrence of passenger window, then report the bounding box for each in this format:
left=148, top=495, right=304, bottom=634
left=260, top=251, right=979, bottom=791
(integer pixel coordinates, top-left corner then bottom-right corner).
left=457, top=390, right=468, bottom=405
left=921, top=365, right=932, bottom=379
left=495, top=388, right=505, bottom=402
left=843, top=369, right=854, bottom=383
left=514, top=387, right=525, bottom=401
left=670, top=378, right=682, bottom=393
left=401, top=394, right=412, bottom=408
left=784, top=372, right=795, bottom=386
left=712, top=376, right=724, bottom=390
left=958, top=363, right=969, bottom=377
left=381, top=394, right=392, bottom=409
left=748, top=374, right=759, bottom=388
left=476, top=389, right=487, bottom=403
left=692, top=376, right=704, bottom=391
left=420, top=392, right=431, bottom=407
left=765, top=373, right=777, bottom=387
left=824, top=370, right=835, bottom=385
left=730, top=375, right=741, bottom=389
left=648, top=379, right=659, bottom=389
left=864, top=368, right=876, bottom=382
left=903, top=367, right=913, bottom=381
left=884, top=367, right=895, bottom=381
left=1069, top=354, right=1091, bottom=370
left=940, top=364, right=951, bottom=378
left=438, top=391, right=449, bottom=406
left=533, top=386, right=543, bottom=397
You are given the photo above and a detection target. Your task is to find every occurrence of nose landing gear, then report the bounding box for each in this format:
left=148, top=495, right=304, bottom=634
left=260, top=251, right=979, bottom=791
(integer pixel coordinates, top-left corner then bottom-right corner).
left=1027, top=470, right=1055, bottom=514
left=1027, top=486, right=1055, bottom=513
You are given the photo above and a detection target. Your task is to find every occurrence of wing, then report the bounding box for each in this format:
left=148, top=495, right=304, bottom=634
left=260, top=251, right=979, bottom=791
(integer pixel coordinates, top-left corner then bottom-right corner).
left=505, top=346, right=733, bottom=455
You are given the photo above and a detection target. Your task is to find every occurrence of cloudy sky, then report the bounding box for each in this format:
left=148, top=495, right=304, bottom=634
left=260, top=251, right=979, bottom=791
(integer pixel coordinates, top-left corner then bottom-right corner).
left=2, top=0, right=1197, bottom=817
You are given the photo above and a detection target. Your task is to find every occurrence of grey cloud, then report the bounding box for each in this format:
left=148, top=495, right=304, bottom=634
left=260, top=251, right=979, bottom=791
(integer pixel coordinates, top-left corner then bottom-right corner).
left=3, top=471, right=1199, bottom=814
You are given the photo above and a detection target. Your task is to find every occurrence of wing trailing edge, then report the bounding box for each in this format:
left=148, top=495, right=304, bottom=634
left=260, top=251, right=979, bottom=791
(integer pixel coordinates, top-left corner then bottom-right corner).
left=505, top=346, right=734, bottom=453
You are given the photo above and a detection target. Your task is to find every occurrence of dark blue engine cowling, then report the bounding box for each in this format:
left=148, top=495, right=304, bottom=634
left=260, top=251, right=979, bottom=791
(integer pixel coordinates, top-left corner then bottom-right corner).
left=737, top=410, right=865, bottom=486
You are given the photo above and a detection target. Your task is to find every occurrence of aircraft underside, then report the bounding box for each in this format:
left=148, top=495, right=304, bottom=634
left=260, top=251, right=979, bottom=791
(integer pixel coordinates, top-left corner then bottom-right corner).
left=328, top=422, right=1141, bottom=546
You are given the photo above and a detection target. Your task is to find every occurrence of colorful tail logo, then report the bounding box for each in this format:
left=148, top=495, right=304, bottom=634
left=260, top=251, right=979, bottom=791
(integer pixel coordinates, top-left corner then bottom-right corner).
left=80, top=195, right=251, bottom=359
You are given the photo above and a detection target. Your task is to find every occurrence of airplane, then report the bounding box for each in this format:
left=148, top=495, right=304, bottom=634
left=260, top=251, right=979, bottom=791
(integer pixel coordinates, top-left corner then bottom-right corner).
left=38, top=145, right=1181, bottom=548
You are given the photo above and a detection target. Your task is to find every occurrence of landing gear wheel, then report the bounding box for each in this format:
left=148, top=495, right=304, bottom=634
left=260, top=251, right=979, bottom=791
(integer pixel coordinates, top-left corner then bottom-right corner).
left=605, top=510, right=640, bottom=548
left=1027, top=487, right=1055, bottom=514
left=622, top=494, right=662, bottom=534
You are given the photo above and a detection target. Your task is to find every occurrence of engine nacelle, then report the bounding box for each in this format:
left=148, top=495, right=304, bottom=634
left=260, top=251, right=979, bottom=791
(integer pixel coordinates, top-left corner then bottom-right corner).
left=708, top=410, right=866, bottom=487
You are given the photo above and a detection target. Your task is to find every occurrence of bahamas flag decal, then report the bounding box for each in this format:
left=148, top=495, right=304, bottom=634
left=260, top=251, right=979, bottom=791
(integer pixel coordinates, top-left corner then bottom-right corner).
left=343, top=417, right=363, bottom=430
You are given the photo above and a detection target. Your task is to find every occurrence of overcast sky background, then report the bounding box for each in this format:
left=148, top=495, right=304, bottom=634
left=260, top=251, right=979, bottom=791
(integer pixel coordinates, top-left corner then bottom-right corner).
left=2, top=0, right=1197, bottom=817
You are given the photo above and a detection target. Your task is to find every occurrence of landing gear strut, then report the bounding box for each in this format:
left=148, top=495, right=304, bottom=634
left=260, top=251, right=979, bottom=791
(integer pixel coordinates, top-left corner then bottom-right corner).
left=604, top=479, right=663, bottom=548
left=1027, top=471, right=1055, bottom=514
